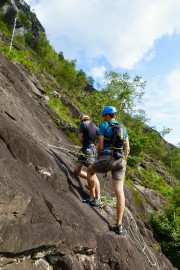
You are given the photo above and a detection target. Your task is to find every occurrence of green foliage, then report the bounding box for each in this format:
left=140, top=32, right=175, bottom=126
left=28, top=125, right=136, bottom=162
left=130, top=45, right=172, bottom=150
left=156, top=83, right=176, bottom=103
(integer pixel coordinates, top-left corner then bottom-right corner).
left=162, top=147, right=180, bottom=180
left=150, top=187, right=180, bottom=268
left=133, top=188, right=147, bottom=207
left=100, top=196, right=116, bottom=207
left=18, top=10, right=31, bottom=29
left=160, top=127, right=172, bottom=138
left=127, top=156, right=143, bottom=168
left=49, top=97, right=72, bottom=124
left=24, top=32, right=37, bottom=49
left=87, top=75, right=95, bottom=87
left=0, top=43, right=38, bottom=72
left=102, top=71, right=146, bottom=113
left=64, top=130, right=80, bottom=146
left=0, top=18, right=11, bottom=37
left=137, top=168, right=173, bottom=198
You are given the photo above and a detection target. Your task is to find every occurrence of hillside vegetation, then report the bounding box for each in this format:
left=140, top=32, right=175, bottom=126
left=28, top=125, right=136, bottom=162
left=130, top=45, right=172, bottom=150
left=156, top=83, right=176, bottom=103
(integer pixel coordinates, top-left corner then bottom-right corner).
left=0, top=1, right=179, bottom=268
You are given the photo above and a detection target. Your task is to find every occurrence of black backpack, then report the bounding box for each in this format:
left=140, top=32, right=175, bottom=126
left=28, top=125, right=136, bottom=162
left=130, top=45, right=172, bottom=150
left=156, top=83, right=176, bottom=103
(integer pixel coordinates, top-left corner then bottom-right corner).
left=108, top=122, right=126, bottom=159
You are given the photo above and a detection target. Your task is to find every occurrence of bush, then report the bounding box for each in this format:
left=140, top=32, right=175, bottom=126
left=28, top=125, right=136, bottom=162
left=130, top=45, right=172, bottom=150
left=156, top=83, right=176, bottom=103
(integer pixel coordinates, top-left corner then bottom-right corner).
left=150, top=187, right=180, bottom=268
left=127, top=155, right=143, bottom=168
left=137, top=168, right=173, bottom=198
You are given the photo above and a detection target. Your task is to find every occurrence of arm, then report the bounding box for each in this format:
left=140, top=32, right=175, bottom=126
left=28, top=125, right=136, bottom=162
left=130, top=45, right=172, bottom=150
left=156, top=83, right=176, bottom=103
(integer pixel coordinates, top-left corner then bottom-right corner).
left=124, top=137, right=130, bottom=159
left=78, top=122, right=85, bottom=145
left=78, top=132, right=83, bottom=144
left=96, top=135, right=104, bottom=156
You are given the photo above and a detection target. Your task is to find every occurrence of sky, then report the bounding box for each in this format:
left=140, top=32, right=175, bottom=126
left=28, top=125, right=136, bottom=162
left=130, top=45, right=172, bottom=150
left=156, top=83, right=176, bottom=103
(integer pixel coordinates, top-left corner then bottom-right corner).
left=25, top=0, right=180, bottom=146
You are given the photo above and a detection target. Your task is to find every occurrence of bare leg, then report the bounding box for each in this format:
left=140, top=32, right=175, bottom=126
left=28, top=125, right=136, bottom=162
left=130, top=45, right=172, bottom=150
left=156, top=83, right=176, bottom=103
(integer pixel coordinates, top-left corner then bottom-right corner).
left=78, top=170, right=87, bottom=179
left=113, top=179, right=125, bottom=225
left=87, top=165, right=100, bottom=200
left=75, top=164, right=100, bottom=199
left=74, top=163, right=87, bottom=179
left=94, top=174, right=100, bottom=199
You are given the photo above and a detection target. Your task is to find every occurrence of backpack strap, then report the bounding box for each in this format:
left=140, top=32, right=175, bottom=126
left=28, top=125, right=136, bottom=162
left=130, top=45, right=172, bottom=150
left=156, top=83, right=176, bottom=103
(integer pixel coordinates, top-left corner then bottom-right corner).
left=108, top=122, right=126, bottom=152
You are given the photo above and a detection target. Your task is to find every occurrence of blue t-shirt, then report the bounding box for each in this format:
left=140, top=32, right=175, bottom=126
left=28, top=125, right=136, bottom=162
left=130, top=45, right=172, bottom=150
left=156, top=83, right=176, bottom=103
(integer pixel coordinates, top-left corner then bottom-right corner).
left=98, top=120, right=128, bottom=154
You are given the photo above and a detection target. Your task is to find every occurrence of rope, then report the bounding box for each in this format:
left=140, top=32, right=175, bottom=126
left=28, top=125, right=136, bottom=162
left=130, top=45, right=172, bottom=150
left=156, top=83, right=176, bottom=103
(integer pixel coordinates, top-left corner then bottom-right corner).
left=125, top=208, right=160, bottom=270
left=99, top=172, right=160, bottom=269
left=48, top=144, right=80, bottom=156
left=49, top=148, right=78, bottom=162
left=37, top=137, right=80, bottom=150
left=100, top=195, right=160, bottom=269
left=39, top=138, right=160, bottom=268
left=37, top=138, right=98, bottom=163
left=37, top=138, right=80, bottom=162
left=37, top=139, right=94, bottom=163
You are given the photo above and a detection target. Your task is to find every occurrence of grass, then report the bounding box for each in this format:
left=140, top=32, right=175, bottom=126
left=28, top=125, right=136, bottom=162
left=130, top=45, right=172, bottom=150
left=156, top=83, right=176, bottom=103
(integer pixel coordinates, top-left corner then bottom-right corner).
left=138, top=168, right=173, bottom=199
left=49, top=97, right=72, bottom=123
left=0, top=18, right=11, bottom=37
left=100, top=195, right=116, bottom=207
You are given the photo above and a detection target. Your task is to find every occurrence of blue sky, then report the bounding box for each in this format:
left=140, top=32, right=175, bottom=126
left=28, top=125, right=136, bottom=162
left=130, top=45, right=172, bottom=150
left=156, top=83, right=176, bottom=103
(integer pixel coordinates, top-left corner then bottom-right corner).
left=26, top=0, right=180, bottom=146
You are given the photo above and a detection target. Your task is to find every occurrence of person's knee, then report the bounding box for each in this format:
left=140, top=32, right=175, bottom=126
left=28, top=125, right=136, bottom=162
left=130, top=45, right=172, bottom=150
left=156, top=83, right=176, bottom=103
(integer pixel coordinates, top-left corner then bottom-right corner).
left=114, top=180, right=124, bottom=194
left=87, top=166, right=96, bottom=181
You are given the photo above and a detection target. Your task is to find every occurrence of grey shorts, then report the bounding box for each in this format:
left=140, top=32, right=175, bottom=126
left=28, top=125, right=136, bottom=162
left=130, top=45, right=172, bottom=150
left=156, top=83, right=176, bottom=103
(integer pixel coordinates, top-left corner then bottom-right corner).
left=91, top=155, right=126, bottom=181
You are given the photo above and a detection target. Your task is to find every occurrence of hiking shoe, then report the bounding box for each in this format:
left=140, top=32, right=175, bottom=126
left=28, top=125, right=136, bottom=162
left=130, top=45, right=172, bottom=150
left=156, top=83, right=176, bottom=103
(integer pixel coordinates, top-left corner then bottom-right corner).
left=82, top=198, right=90, bottom=203
left=94, top=198, right=101, bottom=206
left=114, top=224, right=123, bottom=235
left=89, top=198, right=101, bottom=207
left=88, top=199, right=96, bottom=206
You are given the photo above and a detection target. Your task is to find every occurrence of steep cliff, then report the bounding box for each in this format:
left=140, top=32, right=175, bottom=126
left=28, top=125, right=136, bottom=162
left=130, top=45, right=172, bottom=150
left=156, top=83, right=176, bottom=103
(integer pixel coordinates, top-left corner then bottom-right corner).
left=0, top=50, right=174, bottom=270
left=0, top=0, right=44, bottom=40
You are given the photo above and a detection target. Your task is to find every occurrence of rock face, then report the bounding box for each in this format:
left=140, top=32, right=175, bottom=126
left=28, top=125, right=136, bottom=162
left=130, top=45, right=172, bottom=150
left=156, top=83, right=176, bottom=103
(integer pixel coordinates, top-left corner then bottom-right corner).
left=0, top=51, right=174, bottom=270
left=0, top=0, right=44, bottom=39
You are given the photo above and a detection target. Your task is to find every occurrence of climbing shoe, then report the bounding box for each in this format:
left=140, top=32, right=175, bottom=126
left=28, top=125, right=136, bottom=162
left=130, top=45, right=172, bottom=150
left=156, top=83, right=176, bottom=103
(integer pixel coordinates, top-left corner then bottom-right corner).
left=89, top=198, right=101, bottom=207
left=114, top=224, right=123, bottom=235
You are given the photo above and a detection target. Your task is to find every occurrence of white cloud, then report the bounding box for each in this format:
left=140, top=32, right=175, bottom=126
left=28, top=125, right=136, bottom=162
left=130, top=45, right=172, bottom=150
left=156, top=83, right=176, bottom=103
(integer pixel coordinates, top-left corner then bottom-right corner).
left=142, top=72, right=180, bottom=144
left=90, top=66, right=106, bottom=81
left=26, top=0, right=180, bottom=69
left=25, top=0, right=180, bottom=145
left=89, top=65, right=106, bottom=88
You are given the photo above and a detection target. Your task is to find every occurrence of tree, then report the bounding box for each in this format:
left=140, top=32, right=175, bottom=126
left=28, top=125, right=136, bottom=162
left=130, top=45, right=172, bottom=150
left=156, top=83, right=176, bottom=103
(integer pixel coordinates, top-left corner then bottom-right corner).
left=87, top=76, right=94, bottom=87
left=160, top=127, right=172, bottom=138
left=102, top=71, right=146, bottom=113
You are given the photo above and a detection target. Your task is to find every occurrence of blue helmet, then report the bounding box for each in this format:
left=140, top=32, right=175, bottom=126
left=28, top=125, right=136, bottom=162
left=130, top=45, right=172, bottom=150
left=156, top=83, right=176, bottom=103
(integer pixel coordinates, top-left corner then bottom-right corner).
left=102, top=106, right=117, bottom=116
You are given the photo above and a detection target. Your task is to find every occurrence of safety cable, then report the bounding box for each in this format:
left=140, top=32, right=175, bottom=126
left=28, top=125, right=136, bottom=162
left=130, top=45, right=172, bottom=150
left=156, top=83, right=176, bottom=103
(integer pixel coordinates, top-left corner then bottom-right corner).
left=48, top=144, right=80, bottom=156
left=49, top=148, right=78, bottom=162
